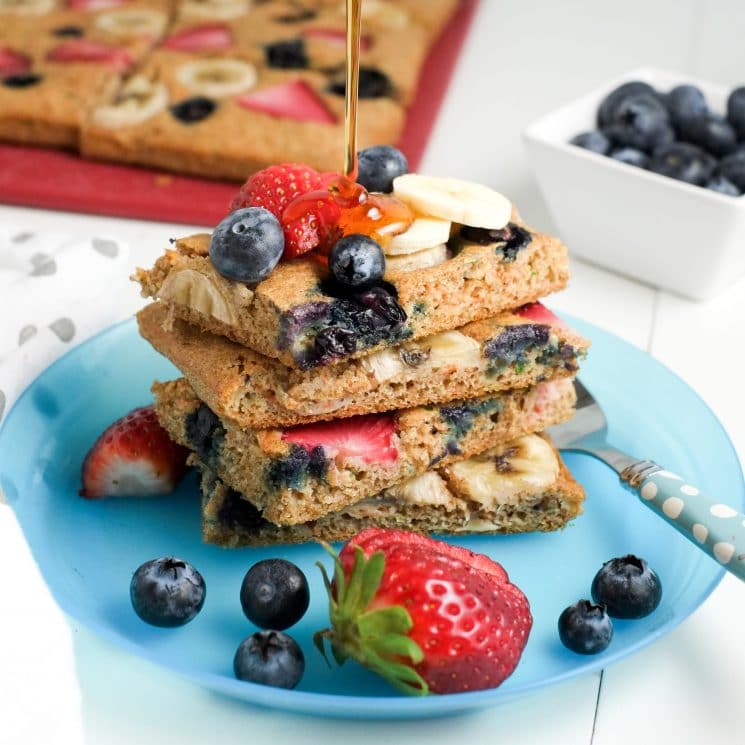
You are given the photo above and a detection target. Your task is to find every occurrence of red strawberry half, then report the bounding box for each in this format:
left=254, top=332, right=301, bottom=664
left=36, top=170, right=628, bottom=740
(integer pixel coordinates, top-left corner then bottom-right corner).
left=162, top=24, right=233, bottom=52
left=515, top=301, right=567, bottom=329
left=282, top=414, right=398, bottom=464
left=80, top=406, right=189, bottom=498
left=315, top=528, right=532, bottom=695
left=0, top=47, right=31, bottom=77
left=236, top=79, right=336, bottom=124
left=229, top=162, right=324, bottom=216
left=47, top=40, right=133, bottom=72
left=302, top=28, right=373, bottom=51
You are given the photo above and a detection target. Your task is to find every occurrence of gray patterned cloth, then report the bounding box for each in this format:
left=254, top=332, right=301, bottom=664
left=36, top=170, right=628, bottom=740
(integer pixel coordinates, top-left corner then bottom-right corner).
left=0, top=227, right=129, bottom=426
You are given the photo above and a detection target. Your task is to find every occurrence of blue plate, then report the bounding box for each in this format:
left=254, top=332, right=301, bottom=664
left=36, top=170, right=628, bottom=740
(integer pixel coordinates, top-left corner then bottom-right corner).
left=0, top=316, right=742, bottom=719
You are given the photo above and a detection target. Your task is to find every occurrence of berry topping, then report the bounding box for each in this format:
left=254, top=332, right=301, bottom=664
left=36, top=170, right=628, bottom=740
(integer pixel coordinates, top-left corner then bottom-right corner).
left=1, top=73, right=42, bottom=88
left=281, top=190, right=341, bottom=259
left=130, top=557, right=206, bottom=628
left=484, top=322, right=551, bottom=364
left=558, top=600, right=613, bottom=655
left=591, top=555, right=662, bottom=619
left=52, top=25, right=85, bottom=38
left=459, top=222, right=531, bottom=260
left=649, top=142, right=716, bottom=186
left=229, top=162, right=324, bottom=218
left=234, top=631, right=304, bottom=689
left=236, top=79, right=335, bottom=124
left=604, top=93, right=674, bottom=152
left=240, top=559, right=310, bottom=630
left=282, top=413, right=398, bottom=464
left=328, top=234, right=385, bottom=289
left=80, top=405, right=188, bottom=499
left=666, top=84, right=708, bottom=129
left=514, top=301, right=567, bottom=328
left=570, top=130, right=611, bottom=155
left=315, top=529, right=532, bottom=694
left=302, top=27, right=372, bottom=51
left=597, top=81, right=658, bottom=127
left=610, top=146, right=649, bottom=168
left=162, top=24, right=232, bottom=52
left=328, top=66, right=392, bottom=99
left=264, top=38, right=308, bottom=69
left=355, top=285, right=406, bottom=327
left=726, top=86, right=745, bottom=139
left=356, top=144, right=408, bottom=193
left=210, top=207, right=284, bottom=283
left=0, top=47, right=31, bottom=77
left=46, top=39, right=133, bottom=71
left=314, top=325, right=356, bottom=359
left=170, top=96, right=217, bottom=123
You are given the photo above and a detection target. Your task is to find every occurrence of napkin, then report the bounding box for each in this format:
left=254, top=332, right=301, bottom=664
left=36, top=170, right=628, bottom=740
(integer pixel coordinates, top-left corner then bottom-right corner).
left=0, top=226, right=130, bottom=427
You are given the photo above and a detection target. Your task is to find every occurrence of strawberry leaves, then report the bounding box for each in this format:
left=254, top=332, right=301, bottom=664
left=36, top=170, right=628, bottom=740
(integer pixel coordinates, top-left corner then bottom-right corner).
left=314, top=542, right=429, bottom=696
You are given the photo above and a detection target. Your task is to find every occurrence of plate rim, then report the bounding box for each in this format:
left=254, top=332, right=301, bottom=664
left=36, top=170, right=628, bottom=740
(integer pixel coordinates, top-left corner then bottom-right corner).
left=0, top=314, right=741, bottom=718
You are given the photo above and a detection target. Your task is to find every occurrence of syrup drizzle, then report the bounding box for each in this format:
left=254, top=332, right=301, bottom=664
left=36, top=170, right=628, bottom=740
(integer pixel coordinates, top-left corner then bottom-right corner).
left=343, top=0, right=362, bottom=179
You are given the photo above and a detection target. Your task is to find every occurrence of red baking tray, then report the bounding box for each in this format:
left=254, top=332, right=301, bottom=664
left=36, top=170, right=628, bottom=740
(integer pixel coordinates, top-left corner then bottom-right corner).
left=0, top=1, right=477, bottom=226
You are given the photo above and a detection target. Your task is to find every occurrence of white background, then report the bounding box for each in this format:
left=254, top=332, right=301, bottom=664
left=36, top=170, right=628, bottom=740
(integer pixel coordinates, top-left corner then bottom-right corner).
left=2, top=0, right=745, bottom=742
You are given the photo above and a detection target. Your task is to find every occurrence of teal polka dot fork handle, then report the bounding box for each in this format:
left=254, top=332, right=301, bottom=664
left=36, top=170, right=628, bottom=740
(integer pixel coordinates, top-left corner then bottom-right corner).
left=621, top=460, right=745, bottom=582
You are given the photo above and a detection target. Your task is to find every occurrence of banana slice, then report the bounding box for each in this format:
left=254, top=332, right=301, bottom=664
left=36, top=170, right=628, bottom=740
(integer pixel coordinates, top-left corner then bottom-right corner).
left=92, top=75, right=168, bottom=128
left=158, top=269, right=236, bottom=325
left=362, top=330, right=481, bottom=383
left=180, top=0, right=250, bottom=20
left=445, top=435, right=559, bottom=506
left=387, top=471, right=456, bottom=508
left=384, top=243, right=448, bottom=275
left=176, top=58, right=257, bottom=98
left=0, top=0, right=54, bottom=13
left=386, top=217, right=451, bottom=255
left=393, top=174, right=511, bottom=230
left=95, top=8, right=167, bottom=38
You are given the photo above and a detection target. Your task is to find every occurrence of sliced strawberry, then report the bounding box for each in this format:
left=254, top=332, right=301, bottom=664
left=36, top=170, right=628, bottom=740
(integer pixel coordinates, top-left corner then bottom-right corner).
left=67, top=0, right=130, bottom=8
left=282, top=414, right=398, bottom=464
left=47, top=40, right=133, bottom=72
left=0, top=47, right=31, bottom=78
left=162, top=24, right=233, bottom=52
left=302, top=28, right=372, bottom=51
left=236, top=79, right=336, bottom=124
left=316, top=529, right=532, bottom=695
left=229, top=162, right=323, bottom=217
left=80, top=406, right=189, bottom=499
left=281, top=190, right=341, bottom=258
left=515, top=301, right=567, bottom=328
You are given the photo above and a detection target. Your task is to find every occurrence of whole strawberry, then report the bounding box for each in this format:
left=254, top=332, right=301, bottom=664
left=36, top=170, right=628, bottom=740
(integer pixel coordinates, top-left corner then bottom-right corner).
left=80, top=405, right=189, bottom=499
left=314, top=528, right=532, bottom=695
left=230, top=163, right=323, bottom=217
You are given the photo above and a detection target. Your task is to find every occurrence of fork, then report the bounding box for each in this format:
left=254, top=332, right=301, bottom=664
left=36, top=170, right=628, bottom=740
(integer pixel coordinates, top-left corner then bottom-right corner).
left=548, top=379, right=745, bottom=582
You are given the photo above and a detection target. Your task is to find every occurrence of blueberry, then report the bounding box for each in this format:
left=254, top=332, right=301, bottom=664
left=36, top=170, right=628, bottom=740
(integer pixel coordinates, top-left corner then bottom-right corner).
left=184, top=404, right=223, bottom=462
left=706, top=174, right=740, bottom=196
left=597, top=81, right=658, bottom=127
left=570, top=130, right=611, bottom=155
left=210, top=207, right=284, bottom=284
left=328, top=67, right=392, bottom=99
left=264, top=38, right=308, bottom=69
left=679, top=113, right=737, bottom=157
left=484, top=323, right=550, bottom=364
left=170, top=96, right=216, bottom=123
left=52, top=25, right=84, bottom=37
left=609, top=147, right=649, bottom=168
left=719, top=150, right=745, bottom=190
left=234, top=630, right=304, bottom=689
left=665, top=84, right=708, bottom=128
left=329, top=234, right=385, bottom=289
left=356, top=145, right=408, bottom=193
left=558, top=600, right=613, bottom=655
left=591, top=555, right=662, bottom=619
left=314, top=325, right=357, bottom=361
left=2, top=73, right=42, bottom=88
left=356, top=285, right=406, bottom=328
left=726, top=86, right=745, bottom=139
left=649, top=142, right=716, bottom=186
left=604, top=93, right=674, bottom=152
left=459, top=223, right=532, bottom=261
left=240, top=558, right=310, bottom=630
left=130, top=557, right=206, bottom=627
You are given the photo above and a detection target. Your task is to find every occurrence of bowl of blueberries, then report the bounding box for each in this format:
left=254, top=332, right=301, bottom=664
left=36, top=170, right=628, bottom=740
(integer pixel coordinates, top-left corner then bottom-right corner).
left=523, top=68, right=745, bottom=300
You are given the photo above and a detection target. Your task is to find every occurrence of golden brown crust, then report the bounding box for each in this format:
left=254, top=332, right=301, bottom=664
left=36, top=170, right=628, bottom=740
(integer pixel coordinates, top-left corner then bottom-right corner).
left=153, top=376, right=577, bottom=525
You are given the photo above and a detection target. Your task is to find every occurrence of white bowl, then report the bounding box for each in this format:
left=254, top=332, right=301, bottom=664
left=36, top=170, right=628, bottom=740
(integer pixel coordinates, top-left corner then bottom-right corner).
left=523, top=67, right=745, bottom=301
